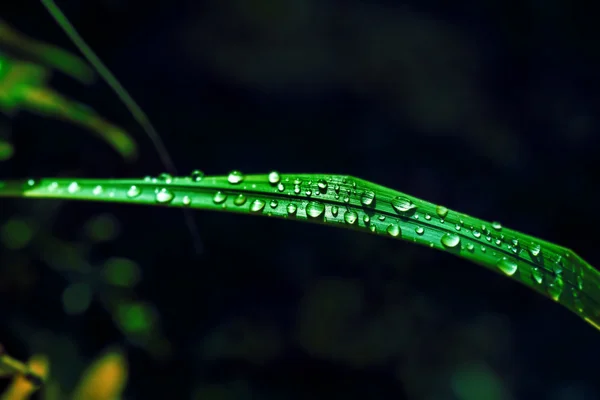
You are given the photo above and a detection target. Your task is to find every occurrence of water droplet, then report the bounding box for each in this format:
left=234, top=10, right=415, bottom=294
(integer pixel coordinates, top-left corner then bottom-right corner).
left=424, top=213, right=431, bottom=220
left=93, top=185, right=103, bottom=195
left=360, top=190, right=376, bottom=206
left=227, top=170, right=244, bottom=184
left=532, top=267, right=543, bottom=284
left=436, top=205, right=449, bottom=218
left=343, top=196, right=350, bottom=203
left=472, top=230, right=481, bottom=238
left=67, top=182, right=81, bottom=193
left=369, top=224, right=377, bottom=233
left=305, top=189, right=312, bottom=197
left=491, top=221, right=502, bottom=230
left=577, top=275, right=584, bottom=290
left=182, top=196, right=192, bottom=206
left=496, top=257, right=518, bottom=276
left=155, top=188, right=174, bottom=204
left=158, top=173, right=173, bottom=184
left=529, top=243, right=541, bottom=257
left=415, top=226, right=424, bottom=235
left=48, top=182, right=58, bottom=191
left=363, top=214, right=370, bottom=224
left=250, top=199, right=266, bottom=213
left=343, top=210, right=358, bottom=225
left=334, top=184, right=340, bottom=193
left=190, top=170, right=204, bottom=182
left=127, top=185, right=141, bottom=198
left=234, top=194, right=247, bottom=206
left=440, top=233, right=460, bottom=249
left=317, top=179, right=328, bottom=192
left=294, top=185, right=301, bottom=194
left=548, top=276, right=564, bottom=301
left=466, top=243, right=475, bottom=252
left=213, top=191, right=227, bottom=204
left=495, top=239, right=502, bottom=246
left=270, top=200, right=278, bottom=208
left=27, top=179, right=36, bottom=187
left=287, top=203, right=297, bottom=215
left=378, top=215, right=386, bottom=221
left=455, top=224, right=461, bottom=231
left=277, top=183, right=285, bottom=192
left=391, top=196, right=416, bottom=214
left=268, top=171, right=281, bottom=185
left=331, top=205, right=339, bottom=217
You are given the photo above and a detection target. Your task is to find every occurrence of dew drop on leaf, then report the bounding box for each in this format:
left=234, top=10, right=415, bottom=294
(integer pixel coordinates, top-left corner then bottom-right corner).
left=391, top=196, right=415, bottom=214
left=317, top=179, right=328, bottom=192
left=227, top=170, right=244, bottom=184
left=492, top=221, right=502, bottom=230
left=386, top=224, right=400, bottom=237
left=306, top=201, right=325, bottom=218
left=190, top=170, right=205, bottom=182
left=250, top=199, right=266, bottom=213
left=127, top=185, right=141, bottom=198
left=331, top=205, right=339, bottom=217
left=496, top=257, right=518, bottom=276
left=415, top=226, right=424, bottom=235
left=286, top=203, right=297, bottom=215
left=155, top=188, right=174, bottom=204
left=268, top=171, right=281, bottom=185
left=343, top=210, right=358, bottom=225
left=360, top=190, right=375, bottom=206
left=532, top=267, right=543, bottom=284
left=436, top=205, right=449, bottom=218
left=67, top=182, right=81, bottom=193
left=213, top=191, right=227, bottom=204
left=182, top=196, right=192, bottom=206
left=441, top=232, right=460, bottom=248
left=234, top=194, right=247, bottom=206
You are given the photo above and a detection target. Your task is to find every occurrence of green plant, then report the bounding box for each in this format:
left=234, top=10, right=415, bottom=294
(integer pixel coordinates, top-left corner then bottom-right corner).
left=1, top=2, right=599, bottom=389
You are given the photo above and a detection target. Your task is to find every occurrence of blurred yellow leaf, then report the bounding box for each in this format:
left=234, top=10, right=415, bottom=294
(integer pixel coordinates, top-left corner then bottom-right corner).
left=71, top=348, right=128, bottom=400
left=0, top=354, right=48, bottom=400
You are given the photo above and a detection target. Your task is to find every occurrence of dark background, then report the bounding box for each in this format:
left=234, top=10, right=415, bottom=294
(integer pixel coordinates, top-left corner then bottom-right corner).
left=1, top=0, right=600, bottom=398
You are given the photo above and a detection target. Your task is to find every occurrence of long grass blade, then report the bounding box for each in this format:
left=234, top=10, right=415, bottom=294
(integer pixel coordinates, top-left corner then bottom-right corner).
left=1, top=172, right=598, bottom=331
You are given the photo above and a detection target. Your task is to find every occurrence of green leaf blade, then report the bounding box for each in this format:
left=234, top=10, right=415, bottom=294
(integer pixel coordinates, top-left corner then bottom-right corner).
left=1, top=172, right=598, bottom=331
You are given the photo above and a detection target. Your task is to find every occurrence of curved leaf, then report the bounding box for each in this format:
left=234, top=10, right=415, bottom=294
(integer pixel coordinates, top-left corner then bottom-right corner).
left=0, top=172, right=598, bottom=330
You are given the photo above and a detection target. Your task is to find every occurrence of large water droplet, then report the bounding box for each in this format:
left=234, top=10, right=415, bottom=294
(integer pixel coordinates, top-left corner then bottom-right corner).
left=234, top=194, right=247, bottom=206
left=387, top=224, right=401, bottom=237
left=155, top=188, right=174, bottom=204
left=306, top=201, right=325, bottom=218
left=227, top=170, right=244, bottom=184
left=127, top=185, right=141, bottom=198
left=250, top=199, right=266, bottom=213
left=496, top=257, right=518, bottom=276
left=270, top=200, right=278, bottom=208
left=360, top=190, right=376, bottom=206
left=268, top=171, right=281, bottom=185
left=491, top=221, right=502, bottom=230
left=213, top=191, right=227, bottom=204
left=472, top=230, right=481, bottom=238
left=391, top=196, right=416, bottom=214
left=440, top=233, right=460, bottom=248
left=343, top=210, right=358, bottom=225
